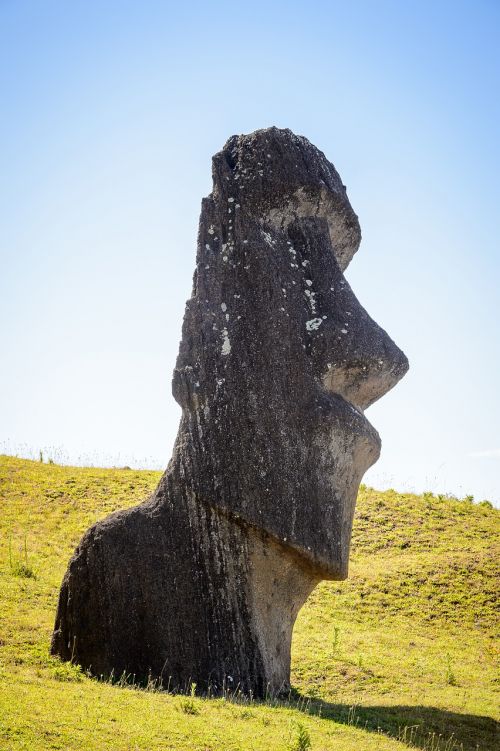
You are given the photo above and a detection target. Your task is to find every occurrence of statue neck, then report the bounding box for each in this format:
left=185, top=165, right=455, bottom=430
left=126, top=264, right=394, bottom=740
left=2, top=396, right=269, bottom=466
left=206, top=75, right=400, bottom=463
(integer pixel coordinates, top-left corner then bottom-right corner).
left=156, top=470, right=319, bottom=695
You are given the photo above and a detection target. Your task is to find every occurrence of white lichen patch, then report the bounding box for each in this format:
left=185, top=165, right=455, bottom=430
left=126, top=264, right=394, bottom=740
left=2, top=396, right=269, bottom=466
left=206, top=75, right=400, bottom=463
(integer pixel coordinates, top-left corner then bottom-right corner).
left=306, top=318, right=323, bottom=331
left=305, top=279, right=312, bottom=286
left=261, top=230, right=275, bottom=247
left=304, top=288, right=317, bottom=313
left=228, top=197, right=235, bottom=203
left=221, top=328, right=231, bottom=355
left=208, top=225, right=215, bottom=235
left=221, top=302, right=227, bottom=312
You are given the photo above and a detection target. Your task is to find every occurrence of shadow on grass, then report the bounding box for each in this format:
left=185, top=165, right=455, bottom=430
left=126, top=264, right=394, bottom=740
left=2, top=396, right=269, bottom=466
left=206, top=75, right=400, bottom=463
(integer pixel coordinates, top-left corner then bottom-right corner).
left=297, top=696, right=498, bottom=751
left=91, top=672, right=498, bottom=750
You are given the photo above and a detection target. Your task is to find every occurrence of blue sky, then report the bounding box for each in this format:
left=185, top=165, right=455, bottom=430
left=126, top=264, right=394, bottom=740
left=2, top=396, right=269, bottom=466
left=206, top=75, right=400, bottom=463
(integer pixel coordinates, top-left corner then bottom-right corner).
left=1, top=0, right=499, bottom=503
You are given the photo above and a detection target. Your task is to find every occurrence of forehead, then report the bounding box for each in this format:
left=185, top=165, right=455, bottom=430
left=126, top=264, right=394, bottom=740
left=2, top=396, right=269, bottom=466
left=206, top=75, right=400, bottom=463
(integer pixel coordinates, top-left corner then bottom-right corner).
left=213, top=128, right=361, bottom=272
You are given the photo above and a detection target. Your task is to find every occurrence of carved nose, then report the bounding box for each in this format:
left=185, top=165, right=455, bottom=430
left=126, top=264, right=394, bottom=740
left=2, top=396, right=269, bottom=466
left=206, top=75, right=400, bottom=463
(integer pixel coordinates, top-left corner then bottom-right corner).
left=322, top=284, right=409, bottom=411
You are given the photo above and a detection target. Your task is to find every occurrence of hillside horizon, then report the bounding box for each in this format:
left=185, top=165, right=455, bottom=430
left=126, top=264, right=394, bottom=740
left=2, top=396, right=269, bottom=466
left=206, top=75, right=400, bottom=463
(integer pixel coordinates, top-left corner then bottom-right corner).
left=2, top=444, right=498, bottom=509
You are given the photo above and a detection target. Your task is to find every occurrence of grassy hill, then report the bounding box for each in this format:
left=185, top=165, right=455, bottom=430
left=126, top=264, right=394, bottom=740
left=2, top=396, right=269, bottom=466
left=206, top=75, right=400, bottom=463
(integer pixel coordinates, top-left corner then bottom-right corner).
left=0, top=455, right=498, bottom=750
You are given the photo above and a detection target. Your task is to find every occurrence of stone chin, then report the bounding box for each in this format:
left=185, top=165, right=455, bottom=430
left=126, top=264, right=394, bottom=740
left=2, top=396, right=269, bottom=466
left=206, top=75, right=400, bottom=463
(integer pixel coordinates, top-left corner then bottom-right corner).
left=320, top=402, right=381, bottom=580
left=280, top=389, right=381, bottom=582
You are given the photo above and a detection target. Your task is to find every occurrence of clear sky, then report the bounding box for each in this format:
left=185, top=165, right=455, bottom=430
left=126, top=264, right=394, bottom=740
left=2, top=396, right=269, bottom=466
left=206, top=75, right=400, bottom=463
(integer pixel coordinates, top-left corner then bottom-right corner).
left=1, top=0, right=499, bottom=503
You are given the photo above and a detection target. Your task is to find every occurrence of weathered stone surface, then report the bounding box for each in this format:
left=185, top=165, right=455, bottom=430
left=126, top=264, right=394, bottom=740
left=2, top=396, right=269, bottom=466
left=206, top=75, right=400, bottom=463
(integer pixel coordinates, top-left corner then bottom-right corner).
left=51, top=127, right=408, bottom=696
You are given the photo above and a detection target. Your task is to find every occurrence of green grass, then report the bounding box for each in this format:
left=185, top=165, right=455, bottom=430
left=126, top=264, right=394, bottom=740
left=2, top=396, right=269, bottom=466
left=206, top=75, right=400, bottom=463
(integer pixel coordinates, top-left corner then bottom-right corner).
left=0, top=455, right=498, bottom=750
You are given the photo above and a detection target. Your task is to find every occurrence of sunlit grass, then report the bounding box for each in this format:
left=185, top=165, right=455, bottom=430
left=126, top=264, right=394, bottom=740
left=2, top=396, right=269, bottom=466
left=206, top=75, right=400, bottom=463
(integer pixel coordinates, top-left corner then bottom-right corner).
left=0, top=456, right=498, bottom=750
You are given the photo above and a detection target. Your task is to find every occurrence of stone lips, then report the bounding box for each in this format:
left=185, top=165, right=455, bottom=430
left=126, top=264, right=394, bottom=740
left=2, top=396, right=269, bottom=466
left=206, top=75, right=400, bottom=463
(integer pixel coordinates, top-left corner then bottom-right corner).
left=51, top=127, right=408, bottom=696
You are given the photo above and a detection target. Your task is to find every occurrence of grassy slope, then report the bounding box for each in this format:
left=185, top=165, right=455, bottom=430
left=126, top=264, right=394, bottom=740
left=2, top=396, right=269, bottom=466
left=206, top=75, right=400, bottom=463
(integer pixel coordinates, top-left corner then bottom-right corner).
left=0, top=455, right=498, bottom=751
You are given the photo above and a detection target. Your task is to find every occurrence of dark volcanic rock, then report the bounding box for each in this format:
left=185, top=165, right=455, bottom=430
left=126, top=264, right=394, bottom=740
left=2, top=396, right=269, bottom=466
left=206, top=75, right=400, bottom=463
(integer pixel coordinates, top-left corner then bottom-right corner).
left=51, top=127, right=408, bottom=696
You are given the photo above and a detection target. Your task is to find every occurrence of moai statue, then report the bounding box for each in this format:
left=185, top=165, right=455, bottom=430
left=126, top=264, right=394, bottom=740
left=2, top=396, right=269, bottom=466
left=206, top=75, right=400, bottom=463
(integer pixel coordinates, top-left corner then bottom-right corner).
left=52, top=128, right=408, bottom=696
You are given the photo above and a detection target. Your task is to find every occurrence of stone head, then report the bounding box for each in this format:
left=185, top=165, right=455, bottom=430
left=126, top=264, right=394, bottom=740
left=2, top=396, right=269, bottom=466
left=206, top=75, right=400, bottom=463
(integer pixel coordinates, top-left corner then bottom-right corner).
left=173, top=127, right=408, bottom=580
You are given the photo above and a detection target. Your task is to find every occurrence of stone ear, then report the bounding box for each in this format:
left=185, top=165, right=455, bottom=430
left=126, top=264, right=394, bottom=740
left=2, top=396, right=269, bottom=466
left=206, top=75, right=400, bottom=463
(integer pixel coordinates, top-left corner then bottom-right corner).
left=211, top=150, right=235, bottom=193
left=172, top=298, right=202, bottom=409
left=172, top=365, right=197, bottom=409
